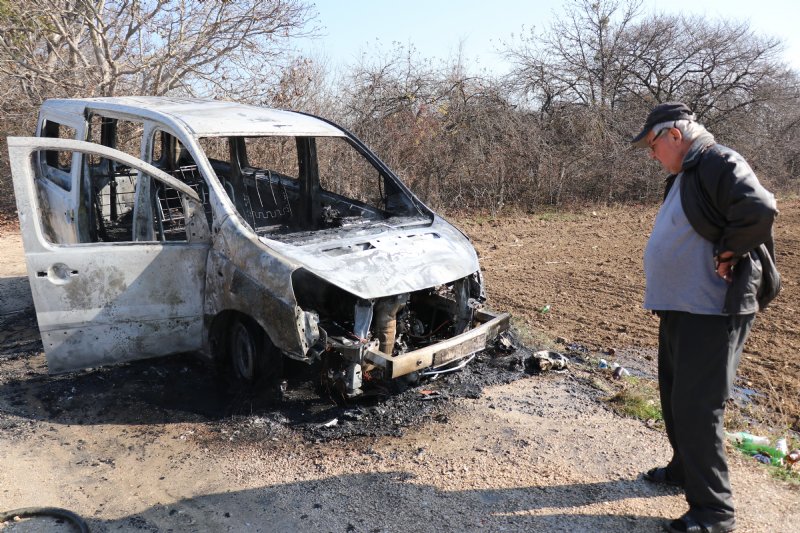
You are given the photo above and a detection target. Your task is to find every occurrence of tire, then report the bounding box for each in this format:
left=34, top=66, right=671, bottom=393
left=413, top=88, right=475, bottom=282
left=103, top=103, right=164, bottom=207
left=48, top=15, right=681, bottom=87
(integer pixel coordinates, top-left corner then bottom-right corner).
left=225, top=316, right=280, bottom=387
left=229, top=318, right=258, bottom=383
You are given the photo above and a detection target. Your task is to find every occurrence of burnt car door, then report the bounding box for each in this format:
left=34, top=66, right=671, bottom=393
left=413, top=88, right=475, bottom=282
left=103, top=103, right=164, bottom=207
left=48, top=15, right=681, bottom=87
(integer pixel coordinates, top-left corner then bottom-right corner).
left=8, top=137, right=211, bottom=372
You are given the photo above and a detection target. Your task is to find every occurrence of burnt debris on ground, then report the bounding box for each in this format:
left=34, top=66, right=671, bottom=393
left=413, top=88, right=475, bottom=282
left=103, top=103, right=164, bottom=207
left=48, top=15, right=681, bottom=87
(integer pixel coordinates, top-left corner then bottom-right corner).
left=0, top=310, right=41, bottom=358
left=0, top=322, right=587, bottom=443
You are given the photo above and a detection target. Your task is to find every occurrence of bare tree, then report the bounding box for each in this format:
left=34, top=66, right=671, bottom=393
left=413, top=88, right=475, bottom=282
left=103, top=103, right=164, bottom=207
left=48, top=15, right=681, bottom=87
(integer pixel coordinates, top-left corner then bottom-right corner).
left=624, top=14, right=789, bottom=126
left=500, top=0, right=799, bottom=204
left=504, top=0, right=644, bottom=114
left=0, top=0, right=317, bottom=216
left=0, top=0, right=316, bottom=104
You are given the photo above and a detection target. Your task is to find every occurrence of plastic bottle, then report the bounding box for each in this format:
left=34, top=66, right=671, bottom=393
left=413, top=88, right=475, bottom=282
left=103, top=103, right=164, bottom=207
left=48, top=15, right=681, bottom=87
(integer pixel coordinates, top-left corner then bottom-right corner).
left=612, top=366, right=630, bottom=379
left=725, top=431, right=770, bottom=446
left=735, top=440, right=786, bottom=466
left=776, top=438, right=789, bottom=455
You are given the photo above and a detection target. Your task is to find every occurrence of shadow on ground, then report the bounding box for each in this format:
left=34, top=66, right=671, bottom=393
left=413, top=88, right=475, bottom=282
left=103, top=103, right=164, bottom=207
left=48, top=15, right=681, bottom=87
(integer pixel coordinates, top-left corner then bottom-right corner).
left=8, top=474, right=669, bottom=532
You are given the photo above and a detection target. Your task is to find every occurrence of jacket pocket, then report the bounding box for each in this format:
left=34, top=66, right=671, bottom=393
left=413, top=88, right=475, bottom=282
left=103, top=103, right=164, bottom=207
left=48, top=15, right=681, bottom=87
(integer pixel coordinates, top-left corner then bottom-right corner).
left=755, top=243, right=781, bottom=310
left=725, top=252, right=759, bottom=314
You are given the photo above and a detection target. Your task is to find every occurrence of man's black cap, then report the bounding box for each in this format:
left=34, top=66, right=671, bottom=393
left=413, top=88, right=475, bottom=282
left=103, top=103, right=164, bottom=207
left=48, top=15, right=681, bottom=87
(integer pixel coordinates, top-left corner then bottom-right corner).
left=631, top=102, right=695, bottom=147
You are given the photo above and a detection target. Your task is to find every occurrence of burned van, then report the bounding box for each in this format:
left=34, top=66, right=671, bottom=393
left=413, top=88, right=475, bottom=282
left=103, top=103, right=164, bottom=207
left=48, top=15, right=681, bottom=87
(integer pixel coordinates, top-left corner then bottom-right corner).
left=9, top=97, right=509, bottom=397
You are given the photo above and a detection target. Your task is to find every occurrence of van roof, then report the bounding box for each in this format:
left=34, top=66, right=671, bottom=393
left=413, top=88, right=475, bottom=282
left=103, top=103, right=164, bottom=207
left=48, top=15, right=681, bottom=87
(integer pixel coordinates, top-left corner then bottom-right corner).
left=41, top=97, right=345, bottom=137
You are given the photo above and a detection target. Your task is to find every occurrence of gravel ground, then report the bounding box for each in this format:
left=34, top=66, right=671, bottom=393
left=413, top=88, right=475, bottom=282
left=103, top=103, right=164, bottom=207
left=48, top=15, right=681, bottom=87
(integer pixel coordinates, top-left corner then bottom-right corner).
left=2, top=209, right=799, bottom=532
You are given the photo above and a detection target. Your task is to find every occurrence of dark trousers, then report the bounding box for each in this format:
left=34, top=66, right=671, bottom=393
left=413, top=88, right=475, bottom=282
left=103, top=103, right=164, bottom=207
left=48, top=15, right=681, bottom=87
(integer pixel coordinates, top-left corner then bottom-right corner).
left=657, top=311, right=754, bottom=525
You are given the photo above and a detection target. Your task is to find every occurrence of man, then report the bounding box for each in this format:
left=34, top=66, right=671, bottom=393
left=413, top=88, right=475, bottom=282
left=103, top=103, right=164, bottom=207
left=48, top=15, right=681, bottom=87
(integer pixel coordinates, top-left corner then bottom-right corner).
left=631, top=102, right=780, bottom=533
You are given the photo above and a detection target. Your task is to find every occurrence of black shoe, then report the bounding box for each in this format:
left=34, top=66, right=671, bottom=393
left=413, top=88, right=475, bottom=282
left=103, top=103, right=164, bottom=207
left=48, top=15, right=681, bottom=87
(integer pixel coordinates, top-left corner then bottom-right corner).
left=664, top=513, right=735, bottom=532
left=643, top=466, right=683, bottom=487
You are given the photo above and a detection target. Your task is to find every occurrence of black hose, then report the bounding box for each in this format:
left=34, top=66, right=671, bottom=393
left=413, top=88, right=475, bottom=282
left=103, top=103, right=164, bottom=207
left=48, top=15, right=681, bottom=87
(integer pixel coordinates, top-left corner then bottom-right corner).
left=0, top=507, right=89, bottom=532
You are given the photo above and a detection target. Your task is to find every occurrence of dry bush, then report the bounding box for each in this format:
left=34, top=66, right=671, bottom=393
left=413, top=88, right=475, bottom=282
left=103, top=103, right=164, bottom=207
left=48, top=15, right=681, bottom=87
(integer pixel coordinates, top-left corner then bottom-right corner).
left=1, top=0, right=798, bottom=221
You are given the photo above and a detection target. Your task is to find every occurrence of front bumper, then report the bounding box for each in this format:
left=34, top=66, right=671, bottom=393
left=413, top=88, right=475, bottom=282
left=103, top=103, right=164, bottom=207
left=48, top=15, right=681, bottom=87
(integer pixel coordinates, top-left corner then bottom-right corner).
left=364, top=309, right=511, bottom=379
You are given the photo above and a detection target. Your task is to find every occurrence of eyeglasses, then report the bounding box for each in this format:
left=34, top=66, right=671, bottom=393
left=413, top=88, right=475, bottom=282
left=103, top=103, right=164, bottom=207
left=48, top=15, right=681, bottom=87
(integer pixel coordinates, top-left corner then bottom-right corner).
left=648, top=120, right=679, bottom=152
left=648, top=128, right=667, bottom=152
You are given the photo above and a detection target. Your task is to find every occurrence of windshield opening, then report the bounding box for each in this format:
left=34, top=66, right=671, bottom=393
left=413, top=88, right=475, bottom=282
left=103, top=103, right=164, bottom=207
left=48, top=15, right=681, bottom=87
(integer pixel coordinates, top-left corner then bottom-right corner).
left=197, top=135, right=430, bottom=237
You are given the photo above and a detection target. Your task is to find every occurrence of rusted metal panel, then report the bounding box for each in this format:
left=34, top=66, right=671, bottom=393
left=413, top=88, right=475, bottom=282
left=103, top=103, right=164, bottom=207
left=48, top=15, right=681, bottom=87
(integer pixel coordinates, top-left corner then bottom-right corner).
left=202, top=215, right=310, bottom=358
left=42, top=318, right=203, bottom=373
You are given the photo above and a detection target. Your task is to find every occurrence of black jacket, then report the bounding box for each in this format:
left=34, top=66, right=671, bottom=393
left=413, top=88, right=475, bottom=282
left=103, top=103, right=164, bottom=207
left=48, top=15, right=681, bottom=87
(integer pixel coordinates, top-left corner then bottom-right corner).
left=663, top=134, right=780, bottom=314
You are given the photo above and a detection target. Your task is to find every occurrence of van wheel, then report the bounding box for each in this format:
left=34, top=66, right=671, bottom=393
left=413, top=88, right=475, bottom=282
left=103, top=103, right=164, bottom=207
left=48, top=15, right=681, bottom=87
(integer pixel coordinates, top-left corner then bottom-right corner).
left=230, top=319, right=258, bottom=383
left=225, top=316, right=280, bottom=387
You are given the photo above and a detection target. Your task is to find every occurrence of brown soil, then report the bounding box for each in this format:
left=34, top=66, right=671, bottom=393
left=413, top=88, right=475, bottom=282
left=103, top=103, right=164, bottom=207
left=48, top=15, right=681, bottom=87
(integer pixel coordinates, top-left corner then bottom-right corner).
left=1, top=201, right=798, bottom=532
left=465, top=199, right=800, bottom=430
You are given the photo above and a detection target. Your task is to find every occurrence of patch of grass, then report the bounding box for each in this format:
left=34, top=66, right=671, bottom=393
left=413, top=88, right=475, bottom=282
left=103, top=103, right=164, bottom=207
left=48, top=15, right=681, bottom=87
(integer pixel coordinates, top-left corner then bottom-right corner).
left=509, top=321, right=558, bottom=351
left=770, top=465, right=800, bottom=484
left=605, top=377, right=663, bottom=421
left=588, top=377, right=615, bottom=395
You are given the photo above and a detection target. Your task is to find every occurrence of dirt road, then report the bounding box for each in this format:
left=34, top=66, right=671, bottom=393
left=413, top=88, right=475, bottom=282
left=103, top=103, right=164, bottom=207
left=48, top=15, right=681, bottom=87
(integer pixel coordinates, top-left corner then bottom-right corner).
left=1, top=202, right=798, bottom=532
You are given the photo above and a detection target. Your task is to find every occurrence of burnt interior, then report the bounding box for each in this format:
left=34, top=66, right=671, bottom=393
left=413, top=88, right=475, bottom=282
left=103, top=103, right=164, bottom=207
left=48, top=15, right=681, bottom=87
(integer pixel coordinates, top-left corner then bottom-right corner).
left=60, top=116, right=433, bottom=245
left=202, top=134, right=432, bottom=239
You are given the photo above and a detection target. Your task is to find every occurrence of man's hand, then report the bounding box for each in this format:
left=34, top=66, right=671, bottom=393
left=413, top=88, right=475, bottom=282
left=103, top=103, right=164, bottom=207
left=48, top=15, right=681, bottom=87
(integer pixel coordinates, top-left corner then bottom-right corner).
left=715, top=251, right=737, bottom=283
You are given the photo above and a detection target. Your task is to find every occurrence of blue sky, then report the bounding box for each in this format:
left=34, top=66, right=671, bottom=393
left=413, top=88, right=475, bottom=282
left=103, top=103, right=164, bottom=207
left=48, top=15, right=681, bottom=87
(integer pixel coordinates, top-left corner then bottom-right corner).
left=302, top=0, right=800, bottom=73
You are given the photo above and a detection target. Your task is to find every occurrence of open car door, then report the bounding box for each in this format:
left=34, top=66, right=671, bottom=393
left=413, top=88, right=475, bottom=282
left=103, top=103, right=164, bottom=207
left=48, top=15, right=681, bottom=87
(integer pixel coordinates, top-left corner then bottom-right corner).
left=8, top=137, right=211, bottom=372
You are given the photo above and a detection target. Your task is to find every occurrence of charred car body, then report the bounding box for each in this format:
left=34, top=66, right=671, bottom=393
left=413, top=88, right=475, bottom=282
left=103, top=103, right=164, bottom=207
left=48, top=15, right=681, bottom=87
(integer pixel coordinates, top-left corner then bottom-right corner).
left=9, top=97, right=509, bottom=397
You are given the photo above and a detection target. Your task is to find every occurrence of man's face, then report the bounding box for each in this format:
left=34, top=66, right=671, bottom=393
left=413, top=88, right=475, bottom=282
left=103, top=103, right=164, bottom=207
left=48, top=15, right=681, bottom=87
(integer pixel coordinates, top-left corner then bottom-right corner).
left=646, top=126, right=685, bottom=174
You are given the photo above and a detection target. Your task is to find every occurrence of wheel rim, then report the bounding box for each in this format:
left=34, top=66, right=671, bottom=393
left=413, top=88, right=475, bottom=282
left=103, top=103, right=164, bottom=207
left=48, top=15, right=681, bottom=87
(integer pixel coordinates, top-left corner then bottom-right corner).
left=231, top=321, right=256, bottom=382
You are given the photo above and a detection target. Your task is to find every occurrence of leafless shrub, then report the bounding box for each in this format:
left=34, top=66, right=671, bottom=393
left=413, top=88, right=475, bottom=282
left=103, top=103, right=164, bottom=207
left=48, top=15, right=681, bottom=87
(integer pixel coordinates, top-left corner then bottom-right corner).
left=1, top=0, right=798, bottom=219
left=333, top=44, right=540, bottom=212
